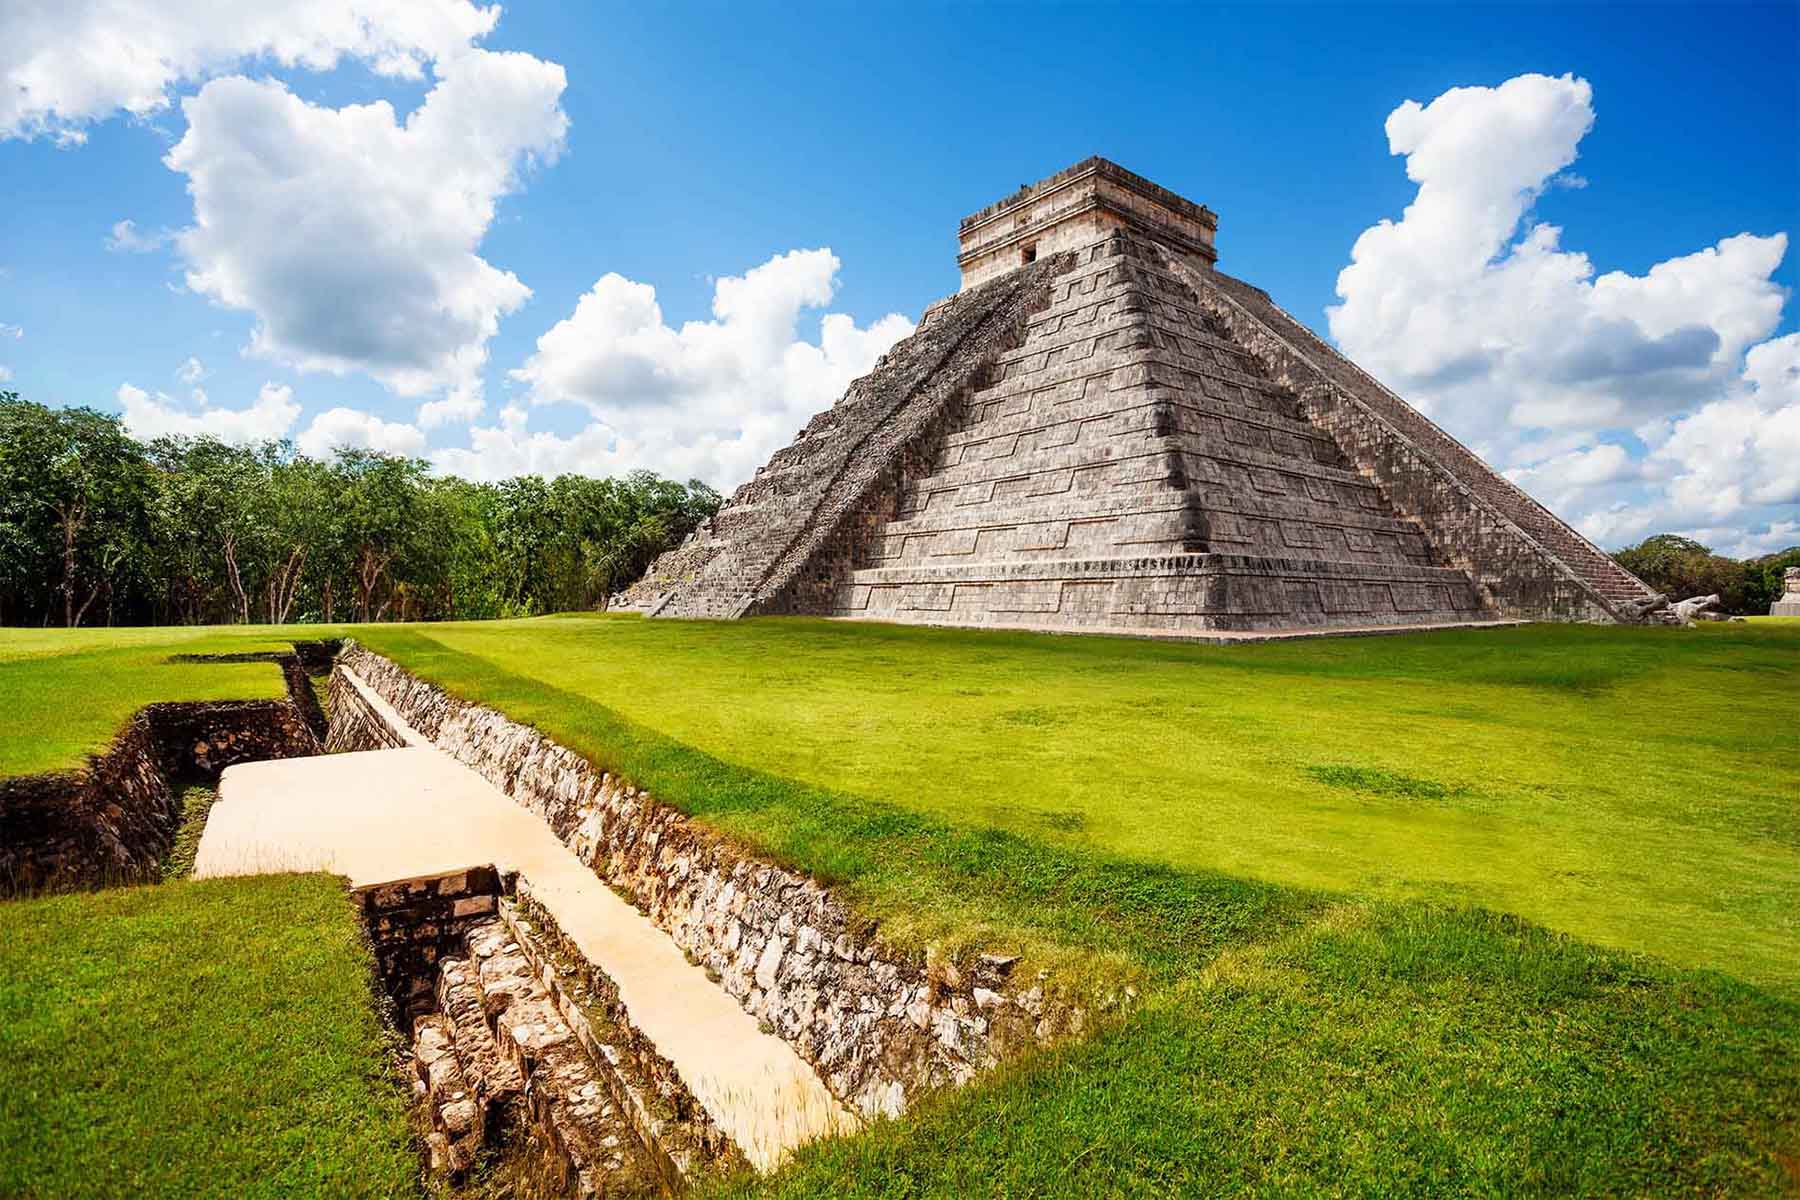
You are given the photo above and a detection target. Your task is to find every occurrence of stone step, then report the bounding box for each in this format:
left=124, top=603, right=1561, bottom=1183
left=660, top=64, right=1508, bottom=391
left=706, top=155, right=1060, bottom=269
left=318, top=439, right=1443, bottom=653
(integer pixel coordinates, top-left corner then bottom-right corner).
left=411, top=1013, right=484, bottom=1175
left=436, top=954, right=525, bottom=1124
left=467, top=920, right=662, bottom=1198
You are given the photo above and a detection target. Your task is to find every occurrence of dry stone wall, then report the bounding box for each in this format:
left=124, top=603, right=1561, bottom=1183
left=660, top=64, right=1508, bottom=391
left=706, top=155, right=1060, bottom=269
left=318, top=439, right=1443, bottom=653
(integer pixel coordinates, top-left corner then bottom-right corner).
left=0, top=713, right=172, bottom=894
left=325, top=663, right=412, bottom=752
left=356, top=864, right=510, bottom=1023
left=332, top=645, right=1079, bottom=1119
left=505, top=888, right=743, bottom=1182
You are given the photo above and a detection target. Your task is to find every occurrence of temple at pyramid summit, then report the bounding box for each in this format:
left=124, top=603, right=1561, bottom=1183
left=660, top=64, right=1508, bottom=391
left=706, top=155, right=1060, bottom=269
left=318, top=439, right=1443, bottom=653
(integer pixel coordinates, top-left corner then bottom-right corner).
left=623, top=158, right=1662, bottom=636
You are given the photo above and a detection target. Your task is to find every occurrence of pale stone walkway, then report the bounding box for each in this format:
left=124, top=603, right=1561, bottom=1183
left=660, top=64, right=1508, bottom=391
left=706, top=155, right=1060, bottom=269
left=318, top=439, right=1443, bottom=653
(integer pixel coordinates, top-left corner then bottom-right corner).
left=195, top=740, right=854, bottom=1169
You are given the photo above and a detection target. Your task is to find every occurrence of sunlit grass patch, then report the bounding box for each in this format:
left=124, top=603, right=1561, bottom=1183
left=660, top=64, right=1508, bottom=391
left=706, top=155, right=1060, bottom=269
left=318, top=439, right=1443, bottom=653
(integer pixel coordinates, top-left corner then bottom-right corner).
left=0, top=874, right=415, bottom=1199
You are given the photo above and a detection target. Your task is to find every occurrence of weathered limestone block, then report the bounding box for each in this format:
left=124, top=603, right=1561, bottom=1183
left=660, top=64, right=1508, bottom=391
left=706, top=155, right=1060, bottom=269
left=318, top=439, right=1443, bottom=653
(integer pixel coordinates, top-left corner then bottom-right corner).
left=469, top=919, right=657, bottom=1199
left=403, top=918, right=661, bottom=1196
left=504, top=890, right=743, bottom=1183
left=412, top=1013, right=483, bottom=1173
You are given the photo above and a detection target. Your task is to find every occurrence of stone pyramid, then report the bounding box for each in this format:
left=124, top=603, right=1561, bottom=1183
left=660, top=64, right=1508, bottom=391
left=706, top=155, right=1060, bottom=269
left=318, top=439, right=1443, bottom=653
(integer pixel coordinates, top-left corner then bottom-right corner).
left=625, top=158, right=1658, bottom=636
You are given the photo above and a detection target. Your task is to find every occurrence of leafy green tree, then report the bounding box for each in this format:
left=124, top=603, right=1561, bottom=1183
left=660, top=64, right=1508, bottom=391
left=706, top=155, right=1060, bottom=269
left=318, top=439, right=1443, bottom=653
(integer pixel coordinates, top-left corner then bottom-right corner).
left=1613, top=533, right=1762, bottom=614
left=1743, top=546, right=1800, bottom=612
left=0, top=393, right=60, bottom=624
left=0, top=394, right=720, bottom=626
left=330, top=449, right=430, bottom=623
left=0, top=397, right=151, bottom=626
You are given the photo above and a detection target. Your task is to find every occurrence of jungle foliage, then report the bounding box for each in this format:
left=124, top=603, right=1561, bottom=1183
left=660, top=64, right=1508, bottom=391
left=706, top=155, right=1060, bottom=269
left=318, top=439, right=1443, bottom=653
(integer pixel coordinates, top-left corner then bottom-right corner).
left=0, top=394, right=719, bottom=626
left=1612, top=532, right=1800, bottom=614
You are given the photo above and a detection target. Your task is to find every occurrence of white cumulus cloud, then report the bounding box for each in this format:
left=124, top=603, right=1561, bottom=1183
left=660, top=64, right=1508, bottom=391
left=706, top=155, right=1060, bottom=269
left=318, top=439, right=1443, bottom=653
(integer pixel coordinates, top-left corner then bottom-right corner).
left=0, top=0, right=499, bottom=143
left=1641, top=333, right=1800, bottom=527
left=162, top=47, right=567, bottom=424
left=1329, top=72, right=1793, bottom=552
left=457, top=248, right=912, bottom=484
left=118, top=380, right=300, bottom=443
left=175, top=356, right=208, bottom=385
left=296, top=406, right=426, bottom=458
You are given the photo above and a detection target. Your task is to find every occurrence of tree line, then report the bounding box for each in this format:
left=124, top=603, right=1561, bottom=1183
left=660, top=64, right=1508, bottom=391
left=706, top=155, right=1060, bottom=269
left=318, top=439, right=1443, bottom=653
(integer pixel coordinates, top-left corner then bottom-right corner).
left=1612, top=533, right=1799, bottom=615
left=0, top=393, right=720, bottom=627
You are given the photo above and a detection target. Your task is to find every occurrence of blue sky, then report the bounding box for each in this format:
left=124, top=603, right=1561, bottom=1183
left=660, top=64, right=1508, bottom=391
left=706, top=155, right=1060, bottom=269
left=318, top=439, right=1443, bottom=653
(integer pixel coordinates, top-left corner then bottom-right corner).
left=2, top=2, right=1796, bottom=552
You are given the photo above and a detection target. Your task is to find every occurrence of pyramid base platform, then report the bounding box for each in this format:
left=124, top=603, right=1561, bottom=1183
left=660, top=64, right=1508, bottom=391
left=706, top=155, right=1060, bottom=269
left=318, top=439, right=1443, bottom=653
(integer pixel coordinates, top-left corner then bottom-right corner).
left=827, top=554, right=1495, bottom=635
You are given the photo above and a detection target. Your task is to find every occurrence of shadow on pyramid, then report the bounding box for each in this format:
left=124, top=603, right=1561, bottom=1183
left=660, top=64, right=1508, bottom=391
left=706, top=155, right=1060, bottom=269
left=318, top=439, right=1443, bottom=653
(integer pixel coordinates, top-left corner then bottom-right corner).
left=624, top=159, right=1659, bottom=640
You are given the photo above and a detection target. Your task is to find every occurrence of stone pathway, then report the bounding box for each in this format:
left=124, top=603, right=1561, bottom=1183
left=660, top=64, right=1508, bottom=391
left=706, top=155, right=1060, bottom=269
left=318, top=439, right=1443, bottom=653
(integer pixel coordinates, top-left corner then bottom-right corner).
left=194, top=696, right=855, bottom=1172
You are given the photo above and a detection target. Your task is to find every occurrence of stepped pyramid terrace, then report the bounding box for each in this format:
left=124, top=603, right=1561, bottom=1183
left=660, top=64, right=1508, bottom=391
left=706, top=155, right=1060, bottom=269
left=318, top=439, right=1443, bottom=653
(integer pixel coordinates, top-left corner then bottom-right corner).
left=624, top=157, right=1662, bottom=636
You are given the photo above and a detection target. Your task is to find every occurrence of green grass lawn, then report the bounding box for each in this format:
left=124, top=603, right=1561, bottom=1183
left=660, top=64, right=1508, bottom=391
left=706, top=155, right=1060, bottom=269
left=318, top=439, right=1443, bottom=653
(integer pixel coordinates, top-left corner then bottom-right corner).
left=2, top=615, right=1796, bottom=1196
left=0, top=874, right=417, bottom=1199
left=0, top=625, right=319, bottom=776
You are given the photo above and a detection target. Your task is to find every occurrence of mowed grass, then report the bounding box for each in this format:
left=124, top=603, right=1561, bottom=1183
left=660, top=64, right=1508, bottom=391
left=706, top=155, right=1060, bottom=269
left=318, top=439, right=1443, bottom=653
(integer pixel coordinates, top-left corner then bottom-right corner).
left=0, top=874, right=416, bottom=1199
left=349, top=615, right=1800, bottom=995
left=0, top=625, right=327, bottom=776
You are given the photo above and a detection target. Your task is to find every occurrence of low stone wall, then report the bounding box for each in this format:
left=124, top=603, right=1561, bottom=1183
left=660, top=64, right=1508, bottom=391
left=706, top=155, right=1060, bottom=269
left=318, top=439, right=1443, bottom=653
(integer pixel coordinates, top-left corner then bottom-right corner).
left=355, top=864, right=509, bottom=1023
left=325, top=663, right=412, bottom=752
left=0, top=698, right=319, bottom=895
left=0, top=713, right=171, bottom=894
left=332, top=645, right=1079, bottom=1119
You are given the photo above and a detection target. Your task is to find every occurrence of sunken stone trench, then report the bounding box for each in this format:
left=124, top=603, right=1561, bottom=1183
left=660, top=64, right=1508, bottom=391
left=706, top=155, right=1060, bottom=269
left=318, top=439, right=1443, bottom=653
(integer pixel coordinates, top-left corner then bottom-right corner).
left=332, top=644, right=1083, bottom=1128
left=0, top=648, right=330, bottom=895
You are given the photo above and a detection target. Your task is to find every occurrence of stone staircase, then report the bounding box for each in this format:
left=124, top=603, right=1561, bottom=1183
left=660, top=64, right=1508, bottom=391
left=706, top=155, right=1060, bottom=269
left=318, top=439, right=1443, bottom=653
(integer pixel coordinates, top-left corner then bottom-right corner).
left=640, top=253, right=1069, bottom=621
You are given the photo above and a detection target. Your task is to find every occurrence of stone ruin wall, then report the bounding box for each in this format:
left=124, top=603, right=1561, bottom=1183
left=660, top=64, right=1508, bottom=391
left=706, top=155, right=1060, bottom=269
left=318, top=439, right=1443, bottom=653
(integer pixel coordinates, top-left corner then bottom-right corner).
left=0, top=696, right=320, bottom=894
left=325, top=666, right=413, bottom=752
left=357, top=863, right=510, bottom=1024
left=331, top=644, right=1082, bottom=1120
left=1180, top=258, right=1646, bottom=623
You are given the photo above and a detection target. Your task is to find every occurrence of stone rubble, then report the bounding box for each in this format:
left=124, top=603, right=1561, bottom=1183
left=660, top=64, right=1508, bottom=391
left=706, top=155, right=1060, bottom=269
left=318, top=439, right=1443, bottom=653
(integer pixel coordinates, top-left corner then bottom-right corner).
left=506, top=886, right=744, bottom=1184
left=407, top=915, right=661, bottom=1198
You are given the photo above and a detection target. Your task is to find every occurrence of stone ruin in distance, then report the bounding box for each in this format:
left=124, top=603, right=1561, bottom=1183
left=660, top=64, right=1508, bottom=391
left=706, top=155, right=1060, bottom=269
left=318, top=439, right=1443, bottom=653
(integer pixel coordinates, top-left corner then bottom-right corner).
left=623, top=158, right=1659, bottom=635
